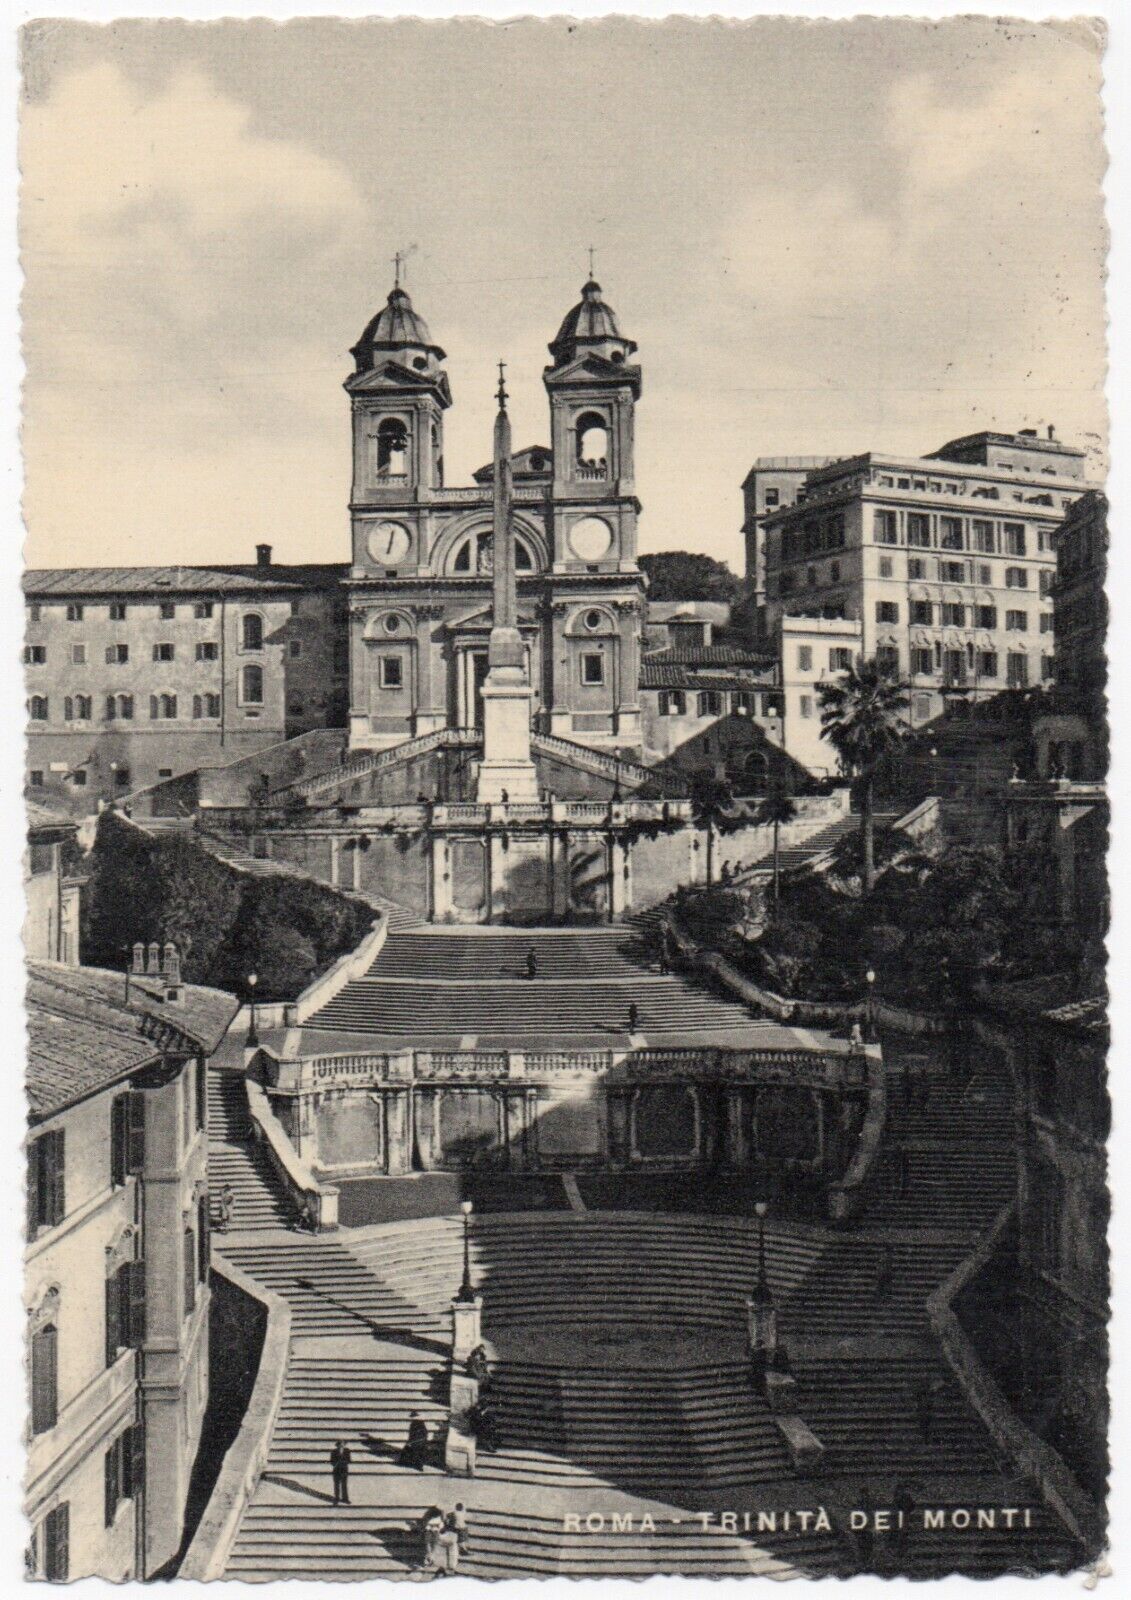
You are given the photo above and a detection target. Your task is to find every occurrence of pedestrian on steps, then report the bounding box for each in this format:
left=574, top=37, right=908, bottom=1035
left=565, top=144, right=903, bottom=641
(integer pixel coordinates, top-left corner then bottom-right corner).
left=526, top=948, right=538, bottom=980
left=330, top=1440, right=351, bottom=1505
left=420, top=1507, right=445, bottom=1569
left=439, top=1512, right=462, bottom=1572
left=628, top=1002, right=639, bottom=1035
left=217, top=1182, right=235, bottom=1233
left=657, top=929, right=670, bottom=976
left=402, top=1411, right=430, bottom=1470
left=451, top=1503, right=468, bottom=1550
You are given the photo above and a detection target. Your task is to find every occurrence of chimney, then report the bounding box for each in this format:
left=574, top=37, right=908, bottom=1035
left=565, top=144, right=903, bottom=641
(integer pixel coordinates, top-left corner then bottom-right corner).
left=146, top=941, right=160, bottom=976
left=162, top=941, right=183, bottom=1003
left=256, top=543, right=272, bottom=569
left=132, top=941, right=145, bottom=975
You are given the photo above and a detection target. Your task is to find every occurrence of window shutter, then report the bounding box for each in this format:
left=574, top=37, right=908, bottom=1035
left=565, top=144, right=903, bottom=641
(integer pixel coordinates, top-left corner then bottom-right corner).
left=32, top=1324, right=58, bottom=1434
left=110, top=1096, right=126, bottom=1188
left=127, top=1091, right=146, bottom=1175
left=26, top=1139, right=39, bottom=1240
left=49, top=1129, right=65, bottom=1225
left=183, top=1230, right=196, bottom=1315
left=127, top=1259, right=147, bottom=1347
left=105, top=1271, right=121, bottom=1367
left=104, top=1442, right=118, bottom=1528
left=149, top=694, right=157, bottom=719
left=198, top=1194, right=210, bottom=1281
left=45, top=1503, right=68, bottom=1582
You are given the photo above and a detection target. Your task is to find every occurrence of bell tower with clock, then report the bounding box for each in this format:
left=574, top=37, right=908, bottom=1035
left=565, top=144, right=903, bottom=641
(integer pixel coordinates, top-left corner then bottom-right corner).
left=345, top=274, right=451, bottom=578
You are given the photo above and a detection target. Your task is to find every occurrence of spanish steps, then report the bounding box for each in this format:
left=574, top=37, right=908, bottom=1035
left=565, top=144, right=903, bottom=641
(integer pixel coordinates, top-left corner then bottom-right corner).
left=206, top=925, right=1082, bottom=1580
left=206, top=1070, right=292, bottom=1231
left=305, top=925, right=776, bottom=1041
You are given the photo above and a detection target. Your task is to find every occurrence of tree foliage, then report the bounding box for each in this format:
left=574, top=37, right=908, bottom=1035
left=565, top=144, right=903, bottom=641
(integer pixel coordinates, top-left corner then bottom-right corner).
left=639, top=551, right=740, bottom=603
left=81, top=812, right=373, bottom=1002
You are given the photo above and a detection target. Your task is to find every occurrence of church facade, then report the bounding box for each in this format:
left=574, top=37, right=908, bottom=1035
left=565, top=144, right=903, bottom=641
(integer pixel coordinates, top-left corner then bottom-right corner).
left=344, top=277, right=645, bottom=755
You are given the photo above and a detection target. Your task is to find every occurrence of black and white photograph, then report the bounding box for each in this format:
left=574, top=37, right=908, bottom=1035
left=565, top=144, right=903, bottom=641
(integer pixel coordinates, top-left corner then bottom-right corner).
left=17, top=9, right=1113, bottom=1584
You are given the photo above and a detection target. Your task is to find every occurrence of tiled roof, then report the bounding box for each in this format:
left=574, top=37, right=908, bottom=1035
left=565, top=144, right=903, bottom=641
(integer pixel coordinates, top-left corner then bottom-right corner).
left=26, top=803, right=77, bottom=835
left=1043, top=996, right=1108, bottom=1032
left=640, top=662, right=777, bottom=692
left=22, top=566, right=324, bottom=598
left=26, top=962, right=239, bottom=1119
left=643, top=645, right=774, bottom=667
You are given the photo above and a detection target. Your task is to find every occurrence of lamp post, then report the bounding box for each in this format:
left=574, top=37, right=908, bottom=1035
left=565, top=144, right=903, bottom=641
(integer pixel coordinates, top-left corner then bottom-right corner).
left=865, top=967, right=876, bottom=1042
left=747, top=1200, right=778, bottom=1370
left=247, top=972, right=259, bottom=1047
left=457, top=1200, right=475, bottom=1303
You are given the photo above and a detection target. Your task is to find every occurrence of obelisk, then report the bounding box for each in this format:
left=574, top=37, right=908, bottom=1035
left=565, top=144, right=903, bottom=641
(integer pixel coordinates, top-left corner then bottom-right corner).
left=476, top=364, right=539, bottom=803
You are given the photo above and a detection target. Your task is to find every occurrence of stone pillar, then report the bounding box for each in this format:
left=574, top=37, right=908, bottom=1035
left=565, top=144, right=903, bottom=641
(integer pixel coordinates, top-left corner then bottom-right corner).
left=610, top=833, right=628, bottom=918
left=385, top=1088, right=411, bottom=1175
left=330, top=835, right=341, bottom=889
left=488, top=831, right=509, bottom=923
left=725, top=1089, right=748, bottom=1164
left=551, top=828, right=571, bottom=920
left=451, top=1296, right=484, bottom=1365
left=445, top=1370, right=479, bottom=1477
left=431, top=833, right=451, bottom=922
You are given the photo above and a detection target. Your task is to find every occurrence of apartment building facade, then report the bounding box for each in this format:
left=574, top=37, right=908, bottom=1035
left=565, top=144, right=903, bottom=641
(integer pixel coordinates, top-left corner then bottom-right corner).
left=758, top=429, right=1090, bottom=726
left=23, top=551, right=349, bottom=811
left=24, top=956, right=237, bottom=1580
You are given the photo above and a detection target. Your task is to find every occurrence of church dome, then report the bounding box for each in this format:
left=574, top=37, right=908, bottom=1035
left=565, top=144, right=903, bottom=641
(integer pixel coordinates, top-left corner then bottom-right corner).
left=352, top=285, right=446, bottom=371
left=548, top=279, right=637, bottom=367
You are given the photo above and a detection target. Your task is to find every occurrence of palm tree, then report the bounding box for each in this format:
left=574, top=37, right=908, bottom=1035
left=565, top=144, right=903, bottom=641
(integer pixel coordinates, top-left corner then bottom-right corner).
left=757, top=786, right=798, bottom=908
left=688, top=769, right=735, bottom=886
left=816, top=656, right=909, bottom=893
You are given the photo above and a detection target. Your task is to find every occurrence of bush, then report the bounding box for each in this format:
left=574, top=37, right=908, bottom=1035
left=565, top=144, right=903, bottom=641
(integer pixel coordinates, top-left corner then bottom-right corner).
left=81, top=812, right=373, bottom=1002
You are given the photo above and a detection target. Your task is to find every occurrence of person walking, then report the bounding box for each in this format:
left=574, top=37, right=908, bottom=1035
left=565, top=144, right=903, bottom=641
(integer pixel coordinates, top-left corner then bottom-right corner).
left=526, top=947, right=538, bottom=980
left=451, top=1503, right=468, bottom=1550
left=402, top=1411, right=430, bottom=1470
left=628, top=1002, right=639, bottom=1035
left=420, top=1507, right=445, bottom=1569
left=657, top=930, right=670, bottom=976
left=439, top=1511, right=462, bottom=1572
left=330, top=1440, right=351, bottom=1505
left=217, top=1182, right=235, bottom=1233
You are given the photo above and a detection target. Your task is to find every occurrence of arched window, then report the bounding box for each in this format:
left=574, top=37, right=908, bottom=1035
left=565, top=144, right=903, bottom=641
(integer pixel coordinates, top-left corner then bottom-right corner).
left=376, top=418, right=409, bottom=478
left=30, top=1319, right=58, bottom=1434
left=118, top=694, right=134, bottom=721
left=451, top=533, right=535, bottom=574
left=575, top=412, right=609, bottom=472
left=242, top=613, right=263, bottom=652
left=75, top=695, right=92, bottom=721
left=242, top=665, right=264, bottom=705
left=28, top=696, right=48, bottom=721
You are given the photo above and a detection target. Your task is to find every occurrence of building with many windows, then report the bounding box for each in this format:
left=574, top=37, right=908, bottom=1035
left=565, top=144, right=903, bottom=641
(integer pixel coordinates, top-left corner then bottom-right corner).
left=23, top=553, right=349, bottom=810
left=757, top=428, right=1091, bottom=726
left=24, top=953, right=237, bottom=1580
left=342, top=276, right=645, bottom=753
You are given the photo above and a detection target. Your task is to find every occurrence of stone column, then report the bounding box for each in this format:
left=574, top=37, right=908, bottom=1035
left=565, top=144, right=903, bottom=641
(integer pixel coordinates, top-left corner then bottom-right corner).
left=488, top=831, right=509, bottom=923
left=610, top=833, right=628, bottom=919
left=385, top=1088, right=411, bottom=1175
left=431, top=833, right=451, bottom=922
left=451, top=1295, right=484, bottom=1365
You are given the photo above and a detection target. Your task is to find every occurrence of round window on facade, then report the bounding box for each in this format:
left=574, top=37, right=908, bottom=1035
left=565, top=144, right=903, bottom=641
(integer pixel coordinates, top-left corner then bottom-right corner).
left=384, top=614, right=402, bottom=635
left=568, top=516, right=613, bottom=562
left=584, top=609, right=604, bottom=632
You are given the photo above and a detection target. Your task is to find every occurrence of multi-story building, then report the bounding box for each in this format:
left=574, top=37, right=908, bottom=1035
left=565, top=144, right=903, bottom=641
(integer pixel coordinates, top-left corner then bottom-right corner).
left=25, top=804, right=83, bottom=965
left=23, top=551, right=349, bottom=810
left=343, top=275, right=645, bottom=753
left=24, top=952, right=237, bottom=1580
left=758, top=428, right=1090, bottom=726
left=741, top=456, right=835, bottom=626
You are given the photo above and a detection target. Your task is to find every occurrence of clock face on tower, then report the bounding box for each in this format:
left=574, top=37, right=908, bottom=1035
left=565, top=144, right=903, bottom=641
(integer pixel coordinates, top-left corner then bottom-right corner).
left=367, top=521, right=412, bottom=566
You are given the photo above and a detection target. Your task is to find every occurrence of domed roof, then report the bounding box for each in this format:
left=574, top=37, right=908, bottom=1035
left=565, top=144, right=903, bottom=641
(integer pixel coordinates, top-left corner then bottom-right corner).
left=548, top=279, right=637, bottom=367
left=352, top=285, right=446, bottom=369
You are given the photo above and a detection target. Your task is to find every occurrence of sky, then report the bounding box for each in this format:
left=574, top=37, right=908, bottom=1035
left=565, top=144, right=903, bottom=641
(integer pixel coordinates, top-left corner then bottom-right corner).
left=18, top=15, right=1108, bottom=574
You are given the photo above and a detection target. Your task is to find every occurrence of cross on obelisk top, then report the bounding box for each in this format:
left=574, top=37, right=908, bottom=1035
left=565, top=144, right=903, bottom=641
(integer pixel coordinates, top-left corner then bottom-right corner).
left=588, top=245, right=595, bottom=279
left=496, top=360, right=508, bottom=411
left=393, top=250, right=404, bottom=288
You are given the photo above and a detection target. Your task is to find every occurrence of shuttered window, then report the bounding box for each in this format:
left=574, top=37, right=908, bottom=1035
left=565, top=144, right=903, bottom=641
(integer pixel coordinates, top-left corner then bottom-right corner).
left=183, top=1229, right=196, bottom=1317
left=31, top=1322, right=58, bottom=1435
left=197, top=1195, right=210, bottom=1282
left=27, top=1129, right=65, bottom=1238
left=43, top=1504, right=69, bottom=1582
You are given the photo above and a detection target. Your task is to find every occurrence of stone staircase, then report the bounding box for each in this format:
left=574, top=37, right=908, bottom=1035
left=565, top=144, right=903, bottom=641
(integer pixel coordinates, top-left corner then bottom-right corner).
left=763, top=809, right=902, bottom=875
left=304, top=927, right=768, bottom=1040
left=206, top=1071, right=293, bottom=1232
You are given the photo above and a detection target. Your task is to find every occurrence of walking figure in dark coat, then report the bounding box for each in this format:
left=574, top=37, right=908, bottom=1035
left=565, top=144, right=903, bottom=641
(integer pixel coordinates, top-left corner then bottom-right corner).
left=628, top=1002, right=639, bottom=1034
left=401, top=1411, right=430, bottom=1470
left=526, top=948, right=537, bottom=980
left=330, top=1440, right=351, bottom=1504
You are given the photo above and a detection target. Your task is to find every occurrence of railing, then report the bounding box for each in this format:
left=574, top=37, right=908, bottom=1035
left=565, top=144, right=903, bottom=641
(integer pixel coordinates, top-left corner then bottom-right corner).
left=285, top=728, right=479, bottom=800
left=418, top=1051, right=509, bottom=1079
left=530, top=731, right=686, bottom=795
left=245, top=1077, right=338, bottom=1229
left=310, top=1053, right=390, bottom=1082
left=179, top=1258, right=292, bottom=1581
left=292, top=916, right=387, bottom=1024
left=575, top=463, right=608, bottom=482
left=523, top=1050, right=614, bottom=1075
left=926, top=1201, right=1105, bottom=1556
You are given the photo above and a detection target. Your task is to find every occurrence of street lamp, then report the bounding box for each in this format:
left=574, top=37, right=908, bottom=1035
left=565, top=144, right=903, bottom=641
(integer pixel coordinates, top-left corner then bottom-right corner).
left=865, top=967, right=876, bottom=1042
left=747, top=1200, right=778, bottom=1368
left=456, top=1200, right=475, bottom=1303
left=247, top=972, right=259, bottom=1047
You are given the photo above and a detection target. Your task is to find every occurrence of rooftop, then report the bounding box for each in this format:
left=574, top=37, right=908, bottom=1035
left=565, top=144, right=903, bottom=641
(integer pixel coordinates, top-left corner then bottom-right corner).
left=24, top=563, right=348, bottom=599
left=26, top=961, right=239, bottom=1120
